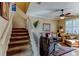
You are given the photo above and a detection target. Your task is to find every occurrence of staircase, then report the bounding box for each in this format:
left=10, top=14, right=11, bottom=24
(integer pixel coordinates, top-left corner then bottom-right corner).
left=7, top=28, right=32, bottom=56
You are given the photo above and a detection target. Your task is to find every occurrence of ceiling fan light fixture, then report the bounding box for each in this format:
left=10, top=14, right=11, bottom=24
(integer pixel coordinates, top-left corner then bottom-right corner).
left=60, top=16, right=65, bottom=19
left=60, top=14, right=64, bottom=16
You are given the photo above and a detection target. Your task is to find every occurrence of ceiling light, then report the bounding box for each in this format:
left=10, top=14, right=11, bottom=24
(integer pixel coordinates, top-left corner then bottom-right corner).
left=60, top=16, right=65, bottom=19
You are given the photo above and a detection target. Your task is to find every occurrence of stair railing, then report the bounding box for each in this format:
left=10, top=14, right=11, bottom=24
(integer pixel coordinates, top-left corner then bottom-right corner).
left=0, top=13, right=14, bottom=56
left=26, top=16, right=40, bottom=56
left=16, top=5, right=40, bottom=55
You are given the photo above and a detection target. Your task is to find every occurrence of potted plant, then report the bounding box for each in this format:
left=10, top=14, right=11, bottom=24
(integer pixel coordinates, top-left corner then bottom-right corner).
left=33, top=20, right=39, bottom=28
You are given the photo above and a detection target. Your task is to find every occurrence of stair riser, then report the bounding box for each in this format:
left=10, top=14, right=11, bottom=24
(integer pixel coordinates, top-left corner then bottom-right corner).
left=10, top=40, right=29, bottom=44
left=12, top=28, right=26, bottom=30
left=11, top=36, right=29, bottom=39
left=10, top=37, right=29, bottom=41
left=10, top=37, right=29, bottom=42
left=7, top=49, right=26, bottom=56
left=11, top=34, right=29, bottom=36
left=9, top=42, right=29, bottom=48
left=12, top=31, right=28, bottom=33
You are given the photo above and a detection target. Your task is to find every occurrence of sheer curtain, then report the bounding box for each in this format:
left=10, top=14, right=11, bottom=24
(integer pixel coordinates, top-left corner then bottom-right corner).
left=65, top=18, right=79, bottom=34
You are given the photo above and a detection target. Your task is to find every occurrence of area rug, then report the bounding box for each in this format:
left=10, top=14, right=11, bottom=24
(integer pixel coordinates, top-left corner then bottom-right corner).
left=49, top=46, right=76, bottom=56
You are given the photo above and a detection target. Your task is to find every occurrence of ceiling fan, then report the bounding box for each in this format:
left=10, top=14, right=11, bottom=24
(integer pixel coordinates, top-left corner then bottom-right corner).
left=37, top=2, right=42, bottom=4
left=54, top=9, right=75, bottom=19
left=58, top=9, right=74, bottom=19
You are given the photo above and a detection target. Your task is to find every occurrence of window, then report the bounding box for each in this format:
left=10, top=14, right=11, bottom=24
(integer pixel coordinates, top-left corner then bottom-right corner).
left=65, top=19, right=79, bottom=34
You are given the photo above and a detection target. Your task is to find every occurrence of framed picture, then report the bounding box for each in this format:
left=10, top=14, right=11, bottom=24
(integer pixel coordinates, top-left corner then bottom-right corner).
left=2, top=2, right=9, bottom=20
left=43, top=23, right=51, bottom=31
left=12, top=3, right=16, bottom=11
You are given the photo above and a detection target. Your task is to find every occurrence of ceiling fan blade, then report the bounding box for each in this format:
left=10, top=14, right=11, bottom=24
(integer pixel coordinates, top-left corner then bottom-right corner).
left=64, top=15, right=76, bottom=19
left=65, top=13, right=71, bottom=16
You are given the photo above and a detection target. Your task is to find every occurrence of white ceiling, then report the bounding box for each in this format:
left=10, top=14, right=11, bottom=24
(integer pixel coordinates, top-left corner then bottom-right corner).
left=27, top=2, right=79, bottom=19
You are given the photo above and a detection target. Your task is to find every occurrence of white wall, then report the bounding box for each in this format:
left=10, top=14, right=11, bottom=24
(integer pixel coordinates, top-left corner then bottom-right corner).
left=0, top=12, right=14, bottom=55
left=0, top=15, right=13, bottom=55
left=13, top=6, right=27, bottom=28
left=26, top=16, right=39, bottom=56
left=27, top=16, right=58, bottom=56
left=29, top=16, right=57, bottom=33
left=13, top=13, right=26, bottom=28
left=0, top=3, right=15, bottom=56
left=0, top=16, right=8, bottom=39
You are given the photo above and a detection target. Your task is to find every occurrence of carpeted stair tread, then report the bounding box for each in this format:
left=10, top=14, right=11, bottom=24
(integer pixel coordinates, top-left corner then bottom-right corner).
left=11, top=33, right=29, bottom=36
left=12, top=30, right=28, bottom=33
left=10, top=40, right=29, bottom=44
left=12, top=28, right=26, bottom=30
left=10, top=38, right=29, bottom=42
left=11, top=36, right=29, bottom=39
left=7, top=49, right=26, bottom=56
left=8, top=42, right=29, bottom=48
left=12, top=29, right=28, bottom=31
left=7, top=44, right=30, bottom=52
left=12, top=32, right=28, bottom=34
left=7, top=45, right=30, bottom=56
